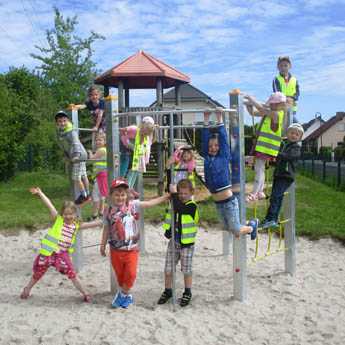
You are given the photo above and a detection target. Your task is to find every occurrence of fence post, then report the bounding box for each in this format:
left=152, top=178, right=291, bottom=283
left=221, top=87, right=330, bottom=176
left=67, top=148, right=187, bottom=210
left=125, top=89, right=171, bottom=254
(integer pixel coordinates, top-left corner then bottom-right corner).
left=322, top=160, right=326, bottom=182
left=337, top=160, right=341, bottom=187
left=311, top=157, right=315, bottom=177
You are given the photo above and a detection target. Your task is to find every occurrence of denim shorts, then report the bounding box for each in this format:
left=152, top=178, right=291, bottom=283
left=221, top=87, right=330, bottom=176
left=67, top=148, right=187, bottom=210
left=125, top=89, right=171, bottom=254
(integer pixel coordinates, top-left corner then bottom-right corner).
left=215, top=196, right=241, bottom=234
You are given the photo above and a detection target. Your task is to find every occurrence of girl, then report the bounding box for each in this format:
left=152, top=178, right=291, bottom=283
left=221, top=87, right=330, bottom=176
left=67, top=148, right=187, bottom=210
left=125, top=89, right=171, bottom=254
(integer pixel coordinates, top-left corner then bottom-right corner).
left=166, top=145, right=196, bottom=187
left=120, top=116, right=156, bottom=188
left=20, top=187, right=102, bottom=302
left=100, top=178, right=170, bottom=308
left=88, top=132, right=108, bottom=220
left=244, top=92, right=287, bottom=202
left=202, top=110, right=258, bottom=239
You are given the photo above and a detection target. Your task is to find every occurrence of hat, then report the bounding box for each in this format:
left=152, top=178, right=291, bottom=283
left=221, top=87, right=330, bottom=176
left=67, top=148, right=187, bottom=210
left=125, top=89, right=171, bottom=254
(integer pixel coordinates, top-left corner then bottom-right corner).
left=287, top=123, right=304, bottom=137
left=180, top=145, right=193, bottom=151
left=142, top=116, right=155, bottom=125
left=110, top=178, right=129, bottom=192
left=265, top=92, right=286, bottom=105
left=277, top=56, right=291, bottom=65
left=55, top=110, right=69, bottom=120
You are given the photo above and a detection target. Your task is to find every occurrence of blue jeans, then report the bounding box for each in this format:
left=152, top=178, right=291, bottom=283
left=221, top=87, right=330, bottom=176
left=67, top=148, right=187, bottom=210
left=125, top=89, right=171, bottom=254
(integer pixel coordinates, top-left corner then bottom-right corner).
left=120, top=153, right=130, bottom=177
left=265, top=177, right=292, bottom=222
left=215, top=196, right=241, bottom=234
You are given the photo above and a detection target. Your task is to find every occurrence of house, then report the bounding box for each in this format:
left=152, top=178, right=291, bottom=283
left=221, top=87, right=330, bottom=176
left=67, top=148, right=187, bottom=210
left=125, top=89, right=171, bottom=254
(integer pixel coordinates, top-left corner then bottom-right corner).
left=302, top=115, right=325, bottom=140
left=303, top=112, right=345, bottom=153
left=150, top=83, right=224, bottom=124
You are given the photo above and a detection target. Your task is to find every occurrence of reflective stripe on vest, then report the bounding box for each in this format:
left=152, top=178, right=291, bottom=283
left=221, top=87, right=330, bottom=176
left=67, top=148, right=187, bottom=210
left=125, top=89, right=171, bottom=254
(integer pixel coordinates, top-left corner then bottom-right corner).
left=132, top=129, right=148, bottom=171
left=39, top=215, right=79, bottom=256
left=94, top=147, right=107, bottom=173
left=255, top=110, right=284, bottom=157
left=276, top=75, right=298, bottom=111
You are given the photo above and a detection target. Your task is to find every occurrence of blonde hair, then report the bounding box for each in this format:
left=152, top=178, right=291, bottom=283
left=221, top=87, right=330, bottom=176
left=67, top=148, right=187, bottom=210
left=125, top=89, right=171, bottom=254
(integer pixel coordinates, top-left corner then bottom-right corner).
left=177, top=179, right=194, bottom=192
left=96, top=132, right=106, bottom=142
left=88, top=85, right=101, bottom=97
left=60, top=201, right=78, bottom=217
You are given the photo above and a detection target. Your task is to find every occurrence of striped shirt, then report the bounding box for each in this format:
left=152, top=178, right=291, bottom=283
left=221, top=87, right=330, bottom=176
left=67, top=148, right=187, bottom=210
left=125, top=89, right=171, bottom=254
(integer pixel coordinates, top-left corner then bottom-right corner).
left=58, top=222, right=77, bottom=251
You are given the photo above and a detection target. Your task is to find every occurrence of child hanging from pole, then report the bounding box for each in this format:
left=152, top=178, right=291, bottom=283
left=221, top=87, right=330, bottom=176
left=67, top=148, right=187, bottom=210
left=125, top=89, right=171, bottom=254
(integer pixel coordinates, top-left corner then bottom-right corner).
left=202, top=110, right=258, bottom=239
left=158, top=179, right=199, bottom=307
left=120, top=116, right=156, bottom=188
left=273, top=56, right=300, bottom=123
left=261, top=123, right=303, bottom=228
left=20, top=187, right=102, bottom=302
left=100, top=178, right=170, bottom=309
left=55, top=111, right=91, bottom=205
left=87, top=132, right=108, bottom=220
left=244, top=92, right=287, bottom=203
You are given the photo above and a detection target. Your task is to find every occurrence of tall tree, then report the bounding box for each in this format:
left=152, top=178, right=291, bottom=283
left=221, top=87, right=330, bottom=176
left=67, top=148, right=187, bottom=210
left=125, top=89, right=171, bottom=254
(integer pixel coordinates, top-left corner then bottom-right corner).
left=31, top=8, right=104, bottom=106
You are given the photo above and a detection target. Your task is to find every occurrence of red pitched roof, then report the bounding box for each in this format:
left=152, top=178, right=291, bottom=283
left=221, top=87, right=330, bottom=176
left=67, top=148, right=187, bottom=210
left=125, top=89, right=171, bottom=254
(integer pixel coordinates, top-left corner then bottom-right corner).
left=95, top=50, right=190, bottom=89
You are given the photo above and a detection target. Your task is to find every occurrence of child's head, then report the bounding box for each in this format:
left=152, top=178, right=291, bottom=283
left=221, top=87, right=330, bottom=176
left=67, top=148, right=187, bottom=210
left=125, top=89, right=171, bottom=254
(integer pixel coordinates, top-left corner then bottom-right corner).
left=265, top=92, right=287, bottom=111
left=287, top=123, right=304, bottom=142
left=177, top=179, right=194, bottom=203
left=180, top=146, right=194, bottom=163
left=55, top=111, right=70, bottom=130
left=208, top=134, right=219, bottom=156
left=88, top=86, right=101, bottom=103
left=140, top=116, right=155, bottom=136
left=61, top=201, right=78, bottom=224
left=95, top=132, right=106, bottom=148
left=277, top=56, right=292, bottom=74
left=110, top=178, right=129, bottom=207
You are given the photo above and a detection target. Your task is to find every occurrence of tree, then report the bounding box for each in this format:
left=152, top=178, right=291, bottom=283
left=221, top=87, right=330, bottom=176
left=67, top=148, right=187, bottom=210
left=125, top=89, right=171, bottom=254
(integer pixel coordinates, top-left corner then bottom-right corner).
left=31, top=8, right=104, bottom=107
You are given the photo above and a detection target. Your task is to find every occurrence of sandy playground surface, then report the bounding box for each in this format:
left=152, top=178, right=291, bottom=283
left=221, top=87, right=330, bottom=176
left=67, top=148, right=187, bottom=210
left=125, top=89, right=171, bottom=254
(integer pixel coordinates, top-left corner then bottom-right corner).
left=1, top=224, right=345, bottom=345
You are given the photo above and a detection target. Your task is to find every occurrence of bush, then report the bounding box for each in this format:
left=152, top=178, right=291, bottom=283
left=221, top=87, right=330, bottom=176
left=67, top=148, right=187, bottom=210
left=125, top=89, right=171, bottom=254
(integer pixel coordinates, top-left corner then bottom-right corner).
left=334, top=146, right=345, bottom=161
left=318, top=146, right=332, bottom=161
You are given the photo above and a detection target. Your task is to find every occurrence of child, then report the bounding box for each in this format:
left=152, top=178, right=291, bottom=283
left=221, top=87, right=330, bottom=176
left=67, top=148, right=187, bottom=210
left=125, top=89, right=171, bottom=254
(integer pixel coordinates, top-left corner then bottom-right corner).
left=273, top=56, right=300, bottom=123
left=100, top=178, right=170, bottom=308
left=166, top=145, right=196, bottom=187
left=55, top=111, right=91, bottom=205
left=87, top=132, right=108, bottom=220
left=244, top=92, right=287, bottom=202
left=120, top=116, right=156, bottom=188
left=159, top=179, right=198, bottom=307
left=261, top=123, right=303, bottom=228
left=20, top=187, right=101, bottom=302
left=202, top=110, right=258, bottom=239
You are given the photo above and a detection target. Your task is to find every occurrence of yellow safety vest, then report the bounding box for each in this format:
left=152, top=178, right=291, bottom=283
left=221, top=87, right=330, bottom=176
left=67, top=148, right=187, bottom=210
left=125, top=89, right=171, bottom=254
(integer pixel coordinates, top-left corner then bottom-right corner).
left=175, top=162, right=196, bottom=188
left=132, top=130, right=148, bottom=171
left=93, top=147, right=107, bottom=174
left=255, top=110, right=284, bottom=157
left=162, top=200, right=199, bottom=245
left=276, top=74, right=298, bottom=112
left=39, top=215, right=79, bottom=256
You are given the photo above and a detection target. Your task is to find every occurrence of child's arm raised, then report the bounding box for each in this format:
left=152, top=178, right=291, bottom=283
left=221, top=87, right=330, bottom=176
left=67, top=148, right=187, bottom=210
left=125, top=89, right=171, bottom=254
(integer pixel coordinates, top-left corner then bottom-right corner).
left=139, top=193, right=170, bottom=209
left=201, top=111, right=212, bottom=157
left=30, top=187, right=58, bottom=220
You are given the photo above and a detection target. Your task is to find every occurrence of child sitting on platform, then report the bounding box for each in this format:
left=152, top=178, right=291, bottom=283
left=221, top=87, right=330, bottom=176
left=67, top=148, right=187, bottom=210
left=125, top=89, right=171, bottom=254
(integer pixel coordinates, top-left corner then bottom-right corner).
left=20, top=187, right=101, bottom=302
left=244, top=92, right=287, bottom=202
left=202, top=110, right=258, bottom=239
left=87, top=132, right=108, bottom=220
left=158, top=179, right=199, bottom=307
left=100, top=178, right=169, bottom=309
left=55, top=111, right=91, bottom=205
left=261, top=123, right=303, bottom=228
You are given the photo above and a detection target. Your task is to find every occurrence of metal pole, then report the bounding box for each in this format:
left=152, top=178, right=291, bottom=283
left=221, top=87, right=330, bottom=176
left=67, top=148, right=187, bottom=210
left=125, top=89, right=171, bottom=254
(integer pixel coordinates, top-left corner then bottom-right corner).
left=105, top=93, right=120, bottom=293
left=169, top=111, right=177, bottom=311
left=337, top=159, right=341, bottom=187
left=229, top=91, right=247, bottom=302
left=118, top=80, right=124, bottom=112
left=71, top=107, right=83, bottom=272
left=284, top=110, right=296, bottom=275
left=156, top=78, right=165, bottom=196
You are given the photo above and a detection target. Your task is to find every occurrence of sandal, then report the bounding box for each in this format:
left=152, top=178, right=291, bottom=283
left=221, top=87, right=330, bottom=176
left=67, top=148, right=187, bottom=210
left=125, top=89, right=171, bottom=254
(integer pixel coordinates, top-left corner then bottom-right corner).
left=20, top=286, right=30, bottom=299
left=157, top=290, right=172, bottom=304
left=245, top=193, right=257, bottom=203
left=83, top=294, right=92, bottom=303
left=256, top=192, right=266, bottom=200
left=180, top=292, right=192, bottom=307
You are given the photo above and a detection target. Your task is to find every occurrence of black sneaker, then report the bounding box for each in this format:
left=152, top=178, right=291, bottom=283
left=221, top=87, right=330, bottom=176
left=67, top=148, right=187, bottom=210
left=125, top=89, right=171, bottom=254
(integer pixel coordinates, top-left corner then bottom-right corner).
left=74, top=194, right=85, bottom=205
left=180, top=292, right=192, bottom=307
left=157, top=290, right=172, bottom=304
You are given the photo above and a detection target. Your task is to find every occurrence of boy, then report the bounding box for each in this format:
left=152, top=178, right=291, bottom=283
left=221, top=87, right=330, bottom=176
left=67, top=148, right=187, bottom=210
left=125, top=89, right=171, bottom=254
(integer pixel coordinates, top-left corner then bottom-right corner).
left=158, top=179, right=198, bottom=307
left=273, top=56, right=300, bottom=123
left=55, top=111, right=90, bottom=205
left=261, top=123, right=304, bottom=228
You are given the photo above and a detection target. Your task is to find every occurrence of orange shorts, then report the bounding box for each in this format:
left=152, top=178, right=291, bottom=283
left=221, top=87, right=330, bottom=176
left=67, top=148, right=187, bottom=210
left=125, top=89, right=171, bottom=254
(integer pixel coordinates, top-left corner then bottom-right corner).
left=110, top=249, right=139, bottom=289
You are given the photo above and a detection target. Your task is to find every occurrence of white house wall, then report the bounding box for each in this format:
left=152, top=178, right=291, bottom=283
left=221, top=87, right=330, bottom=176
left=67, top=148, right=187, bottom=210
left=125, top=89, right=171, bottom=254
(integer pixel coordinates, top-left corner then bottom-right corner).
left=317, top=117, right=345, bottom=150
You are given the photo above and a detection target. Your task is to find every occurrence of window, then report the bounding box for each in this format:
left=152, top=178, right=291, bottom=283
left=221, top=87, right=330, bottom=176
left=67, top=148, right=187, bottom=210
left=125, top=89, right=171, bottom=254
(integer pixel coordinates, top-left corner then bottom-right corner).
left=337, top=123, right=345, bottom=131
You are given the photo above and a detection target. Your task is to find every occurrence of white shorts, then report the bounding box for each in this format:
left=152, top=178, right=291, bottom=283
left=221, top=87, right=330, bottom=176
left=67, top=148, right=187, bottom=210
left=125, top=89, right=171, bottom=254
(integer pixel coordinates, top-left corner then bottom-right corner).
left=91, top=180, right=105, bottom=202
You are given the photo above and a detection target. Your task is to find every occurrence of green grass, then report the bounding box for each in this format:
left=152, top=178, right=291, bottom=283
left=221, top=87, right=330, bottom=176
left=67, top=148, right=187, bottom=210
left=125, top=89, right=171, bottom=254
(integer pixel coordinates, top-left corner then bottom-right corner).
left=1, top=171, right=345, bottom=243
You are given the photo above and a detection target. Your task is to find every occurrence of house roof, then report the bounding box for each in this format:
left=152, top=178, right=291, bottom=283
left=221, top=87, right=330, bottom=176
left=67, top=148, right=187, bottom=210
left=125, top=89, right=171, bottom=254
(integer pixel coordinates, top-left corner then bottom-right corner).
left=302, top=116, right=324, bottom=131
left=304, top=112, right=345, bottom=141
left=94, top=50, right=190, bottom=89
left=150, top=83, right=224, bottom=108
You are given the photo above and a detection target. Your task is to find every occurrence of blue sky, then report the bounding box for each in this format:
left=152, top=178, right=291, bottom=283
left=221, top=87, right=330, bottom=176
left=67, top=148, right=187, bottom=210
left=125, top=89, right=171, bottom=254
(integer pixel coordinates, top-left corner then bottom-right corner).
left=1, top=0, right=345, bottom=124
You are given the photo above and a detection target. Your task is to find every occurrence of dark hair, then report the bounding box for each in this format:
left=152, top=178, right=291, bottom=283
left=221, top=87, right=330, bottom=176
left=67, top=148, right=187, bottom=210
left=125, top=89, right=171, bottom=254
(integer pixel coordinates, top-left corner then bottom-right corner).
left=88, top=85, right=101, bottom=96
left=277, top=56, right=291, bottom=65
left=54, top=110, right=69, bottom=121
left=177, top=179, right=194, bottom=192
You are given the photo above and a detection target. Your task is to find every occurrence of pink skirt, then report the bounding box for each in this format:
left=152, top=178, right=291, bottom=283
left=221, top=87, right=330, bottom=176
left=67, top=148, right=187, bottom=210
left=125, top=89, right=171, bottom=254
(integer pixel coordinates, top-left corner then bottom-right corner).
left=96, top=171, right=108, bottom=197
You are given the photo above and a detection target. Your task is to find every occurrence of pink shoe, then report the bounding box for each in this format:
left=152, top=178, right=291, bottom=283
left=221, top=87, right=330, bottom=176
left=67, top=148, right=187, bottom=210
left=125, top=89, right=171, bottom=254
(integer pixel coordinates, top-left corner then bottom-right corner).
left=257, top=192, right=266, bottom=200
left=246, top=193, right=258, bottom=203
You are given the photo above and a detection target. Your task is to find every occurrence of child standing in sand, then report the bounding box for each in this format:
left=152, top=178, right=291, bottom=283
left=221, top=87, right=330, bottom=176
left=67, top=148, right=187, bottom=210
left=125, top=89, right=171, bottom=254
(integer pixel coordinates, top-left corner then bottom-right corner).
left=20, top=188, right=101, bottom=302
left=202, top=110, right=258, bottom=239
left=100, top=178, right=169, bottom=309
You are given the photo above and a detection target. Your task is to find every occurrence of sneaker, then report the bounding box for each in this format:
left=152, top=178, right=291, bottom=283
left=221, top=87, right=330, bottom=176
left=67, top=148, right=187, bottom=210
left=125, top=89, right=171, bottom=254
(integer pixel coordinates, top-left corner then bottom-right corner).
left=261, top=219, right=279, bottom=229
left=111, top=291, right=124, bottom=308
left=74, top=194, right=85, bottom=205
left=180, top=292, right=192, bottom=307
left=157, top=290, right=172, bottom=304
left=121, top=294, right=133, bottom=309
left=248, top=218, right=259, bottom=240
